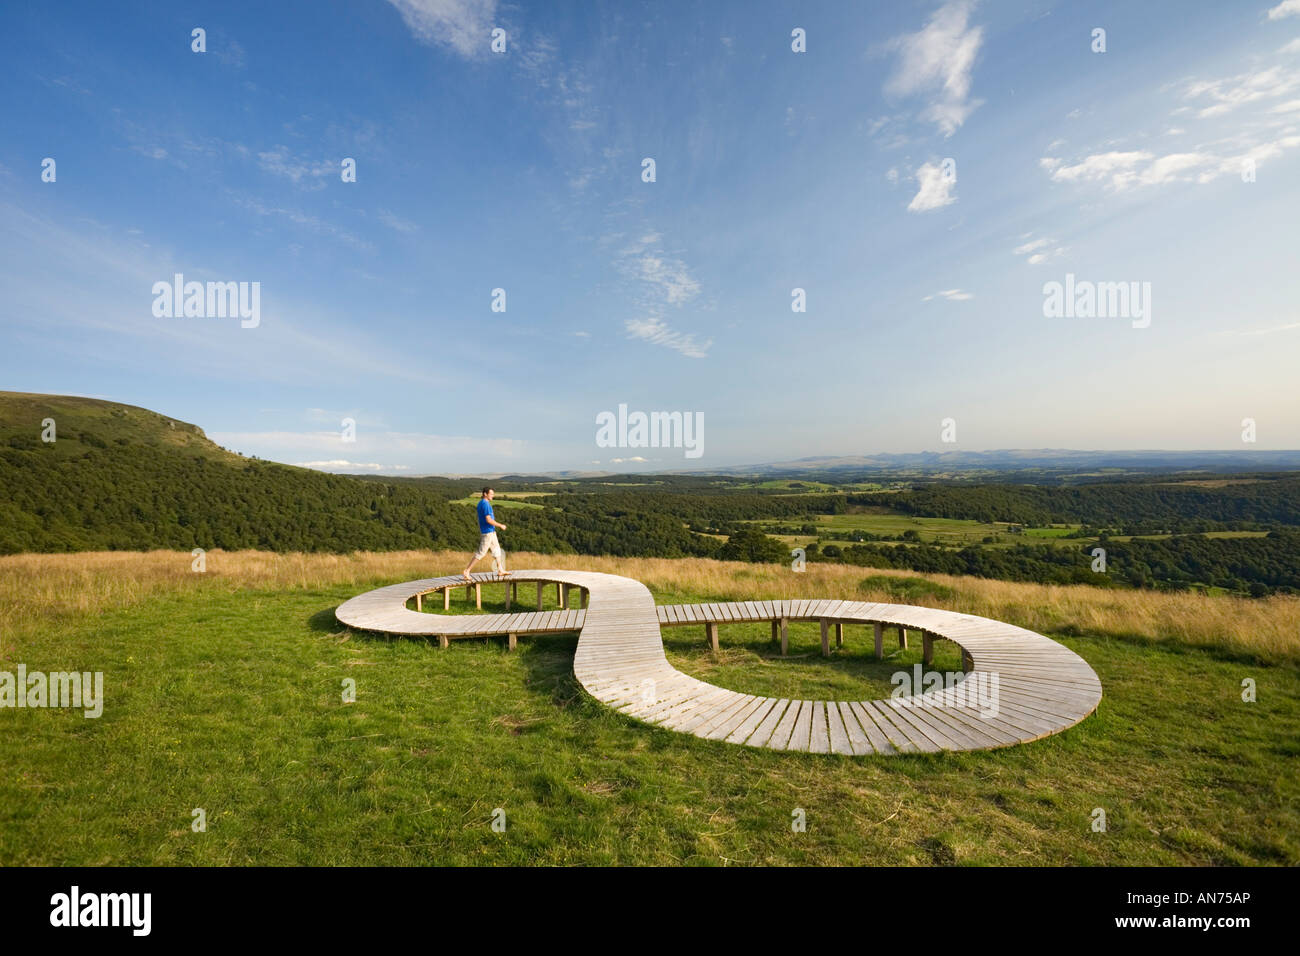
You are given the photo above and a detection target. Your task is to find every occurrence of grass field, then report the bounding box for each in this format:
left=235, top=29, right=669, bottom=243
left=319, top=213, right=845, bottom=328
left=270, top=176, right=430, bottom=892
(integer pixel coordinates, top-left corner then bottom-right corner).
left=2, top=550, right=1296, bottom=865
left=752, top=511, right=1273, bottom=551
left=448, top=495, right=543, bottom=509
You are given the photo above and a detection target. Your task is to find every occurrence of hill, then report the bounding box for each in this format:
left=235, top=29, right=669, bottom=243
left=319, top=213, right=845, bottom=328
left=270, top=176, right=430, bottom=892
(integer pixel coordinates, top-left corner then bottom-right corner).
left=0, top=391, right=477, bottom=554
left=0, top=392, right=240, bottom=463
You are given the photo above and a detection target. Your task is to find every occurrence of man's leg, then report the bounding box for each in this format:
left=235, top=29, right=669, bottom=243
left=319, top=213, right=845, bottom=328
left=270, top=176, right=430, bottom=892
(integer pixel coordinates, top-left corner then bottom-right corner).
left=491, top=533, right=506, bottom=574
left=463, top=534, right=489, bottom=579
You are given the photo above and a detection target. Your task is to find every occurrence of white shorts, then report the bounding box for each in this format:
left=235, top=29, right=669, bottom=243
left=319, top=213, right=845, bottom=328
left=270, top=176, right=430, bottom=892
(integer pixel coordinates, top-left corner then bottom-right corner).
left=473, top=531, right=504, bottom=568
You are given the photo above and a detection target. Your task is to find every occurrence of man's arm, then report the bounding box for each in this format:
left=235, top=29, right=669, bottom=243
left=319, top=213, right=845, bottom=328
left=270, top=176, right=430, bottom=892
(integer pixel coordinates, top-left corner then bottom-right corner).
left=490, top=514, right=507, bottom=530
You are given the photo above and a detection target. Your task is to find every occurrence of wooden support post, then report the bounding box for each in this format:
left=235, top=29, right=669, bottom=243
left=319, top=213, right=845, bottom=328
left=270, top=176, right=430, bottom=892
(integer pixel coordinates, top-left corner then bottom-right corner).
left=438, top=635, right=449, bottom=649
left=835, top=621, right=844, bottom=648
left=443, top=587, right=450, bottom=610
left=873, top=622, right=884, bottom=659
left=415, top=592, right=422, bottom=612
left=820, top=619, right=831, bottom=657
left=898, top=625, right=908, bottom=649
left=771, top=619, right=779, bottom=644
left=923, top=632, right=934, bottom=666
left=705, top=621, right=719, bottom=652
left=581, top=588, right=589, bottom=608
left=505, top=581, right=512, bottom=611
left=559, top=583, right=568, bottom=608
left=508, top=632, right=517, bottom=652
left=780, top=617, right=789, bottom=656
left=556, top=582, right=563, bottom=606
left=962, top=650, right=974, bottom=673
left=537, top=581, right=545, bottom=611
left=474, top=582, right=482, bottom=610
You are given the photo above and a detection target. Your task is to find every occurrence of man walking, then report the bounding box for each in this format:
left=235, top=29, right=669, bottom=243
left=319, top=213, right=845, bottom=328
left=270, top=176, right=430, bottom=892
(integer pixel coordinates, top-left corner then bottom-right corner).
left=462, top=486, right=510, bottom=580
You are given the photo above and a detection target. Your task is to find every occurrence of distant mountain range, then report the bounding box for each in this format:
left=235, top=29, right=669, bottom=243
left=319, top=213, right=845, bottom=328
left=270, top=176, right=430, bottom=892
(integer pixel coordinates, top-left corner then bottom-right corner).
left=694, top=449, right=1300, bottom=475
left=434, top=449, right=1300, bottom=481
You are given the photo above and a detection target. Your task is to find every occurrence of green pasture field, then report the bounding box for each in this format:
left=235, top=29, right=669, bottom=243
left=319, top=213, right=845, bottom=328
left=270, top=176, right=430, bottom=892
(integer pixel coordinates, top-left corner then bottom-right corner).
left=3, top=569, right=1295, bottom=866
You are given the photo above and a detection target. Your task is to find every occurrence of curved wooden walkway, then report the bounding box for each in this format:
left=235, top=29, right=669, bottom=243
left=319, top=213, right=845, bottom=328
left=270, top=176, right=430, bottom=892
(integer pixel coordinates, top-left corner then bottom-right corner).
left=335, top=569, right=1102, bottom=755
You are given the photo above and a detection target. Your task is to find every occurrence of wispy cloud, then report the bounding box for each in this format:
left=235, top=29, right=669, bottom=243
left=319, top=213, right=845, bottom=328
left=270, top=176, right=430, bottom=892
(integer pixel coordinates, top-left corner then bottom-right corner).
left=907, top=161, right=957, bottom=211
left=1215, top=319, right=1300, bottom=336
left=257, top=145, right=336, bottom=188
left=294, top=460, right=411, bottom=472
left=1041, top=137, right=1300, bottom=190
left=885, top=0, right=984, bottom=137
left=1185, top=65, right=1300, bottom=118
left=610, top=232, right=710, bottom=356
left=213, top=428, right=526, bottom=463
left=625, top=317, right=711, bottom=358
left=1012, top=235, right=1066, bottom=265
left=385, top=0, right=498, bottom=58
left=923, top=288, right=973, bottom=301
left=233, top=196, right=372, bottom=251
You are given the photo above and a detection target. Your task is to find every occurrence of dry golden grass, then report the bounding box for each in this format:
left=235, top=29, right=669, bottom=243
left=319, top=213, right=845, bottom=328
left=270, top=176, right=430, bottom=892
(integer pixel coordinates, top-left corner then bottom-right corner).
left=2, top=549, right=1296, bottom=663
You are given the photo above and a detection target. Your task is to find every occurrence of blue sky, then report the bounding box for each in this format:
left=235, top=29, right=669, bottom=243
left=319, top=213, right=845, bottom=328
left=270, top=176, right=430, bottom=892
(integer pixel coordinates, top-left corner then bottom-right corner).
left=2, top=0, right=1298, bottom=474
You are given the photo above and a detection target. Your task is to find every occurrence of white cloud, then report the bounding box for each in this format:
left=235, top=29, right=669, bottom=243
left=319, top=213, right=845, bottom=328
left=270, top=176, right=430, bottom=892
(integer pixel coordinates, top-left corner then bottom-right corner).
left=923, top=288, right=973, bottom=301
left=635, top=254, right=701, bottom=305
left=625, top=317, right=711, bottom=358
left=1012, top=236, right=1067, bottom=265
left=907, top=161, right=957, bottom=211
left=213, top=429, right=526, bottom=462
left=294, top=460, right=411, bottom=472
left=1013, top=238, right=1051, bottom=255
left=611, top=456, right=649, bottom=464
left=1281, top=38, right=1300, bottom=53
left=1185, top=65, right=1300, bottom=118
left=386, top=0, right=497, bottom=57
left=885, top=0, right=985, bottom=136
left=256, top=146, right=335, bottom=188
left=1043, top=137, right=1300, bottom=190
left=609, top=231, right=709, bottom=356
left=1267, top=0, right=1300, bottom=20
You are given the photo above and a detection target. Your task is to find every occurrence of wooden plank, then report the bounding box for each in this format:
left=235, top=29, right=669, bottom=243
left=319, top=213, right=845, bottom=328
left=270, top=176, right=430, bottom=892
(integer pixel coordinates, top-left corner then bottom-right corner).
left=788, top=699, right=815, bottom=752
left=862, top=701, right=928, bottom=753
left=808, top=701, right=831, bottom=754
left=766, top=699, right=803, bottom=750
left=825, top=700, right=853, bottom=755
left=726, top=697, right=780, bottom=745
left=746, top=699, right=791, bottom=748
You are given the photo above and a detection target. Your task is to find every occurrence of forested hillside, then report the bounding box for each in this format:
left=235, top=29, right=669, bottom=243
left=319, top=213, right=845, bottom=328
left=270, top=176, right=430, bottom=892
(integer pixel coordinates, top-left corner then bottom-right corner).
left=4, top=393, right=1300, bottom=595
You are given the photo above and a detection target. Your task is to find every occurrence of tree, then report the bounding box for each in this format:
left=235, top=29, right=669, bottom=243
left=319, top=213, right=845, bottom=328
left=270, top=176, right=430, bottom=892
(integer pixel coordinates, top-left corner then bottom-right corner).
left=718, top=528, right=787, bottom=564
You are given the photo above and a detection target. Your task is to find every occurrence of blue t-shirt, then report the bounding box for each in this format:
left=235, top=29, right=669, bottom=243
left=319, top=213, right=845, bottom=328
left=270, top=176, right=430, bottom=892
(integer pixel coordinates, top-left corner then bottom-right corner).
left=476, top=497, right=495, bottom=534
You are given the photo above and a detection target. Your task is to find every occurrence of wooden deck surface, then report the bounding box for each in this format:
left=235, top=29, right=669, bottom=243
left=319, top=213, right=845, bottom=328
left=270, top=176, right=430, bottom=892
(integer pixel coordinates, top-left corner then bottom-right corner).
left=334, top=570, right=1102, bottom=755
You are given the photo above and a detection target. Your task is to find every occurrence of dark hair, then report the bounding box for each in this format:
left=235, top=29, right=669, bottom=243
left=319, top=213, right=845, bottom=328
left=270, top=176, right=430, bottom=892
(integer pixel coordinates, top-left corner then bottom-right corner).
left=482, top=486, right=493, bottom=496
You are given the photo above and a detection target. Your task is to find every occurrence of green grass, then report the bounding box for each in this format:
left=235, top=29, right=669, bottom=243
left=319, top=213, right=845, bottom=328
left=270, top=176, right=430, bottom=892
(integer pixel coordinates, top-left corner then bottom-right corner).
left=3, top=577, right=1297, bottom=865
left=752, top=513, right=1031, bottom=547
left=449, top=496, right=543, bottom=509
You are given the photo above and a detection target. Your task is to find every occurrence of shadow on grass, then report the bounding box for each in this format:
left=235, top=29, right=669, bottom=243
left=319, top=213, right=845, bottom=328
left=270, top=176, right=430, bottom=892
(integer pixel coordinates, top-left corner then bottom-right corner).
left=307, top=606, right=344, bottom=634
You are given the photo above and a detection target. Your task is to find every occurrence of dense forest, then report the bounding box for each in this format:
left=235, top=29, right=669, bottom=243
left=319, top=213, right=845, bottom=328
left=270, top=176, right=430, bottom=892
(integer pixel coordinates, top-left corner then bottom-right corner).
left=879, top=480, right=1300, bottom=530
left=818, top=533, right=1300, bottom=595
